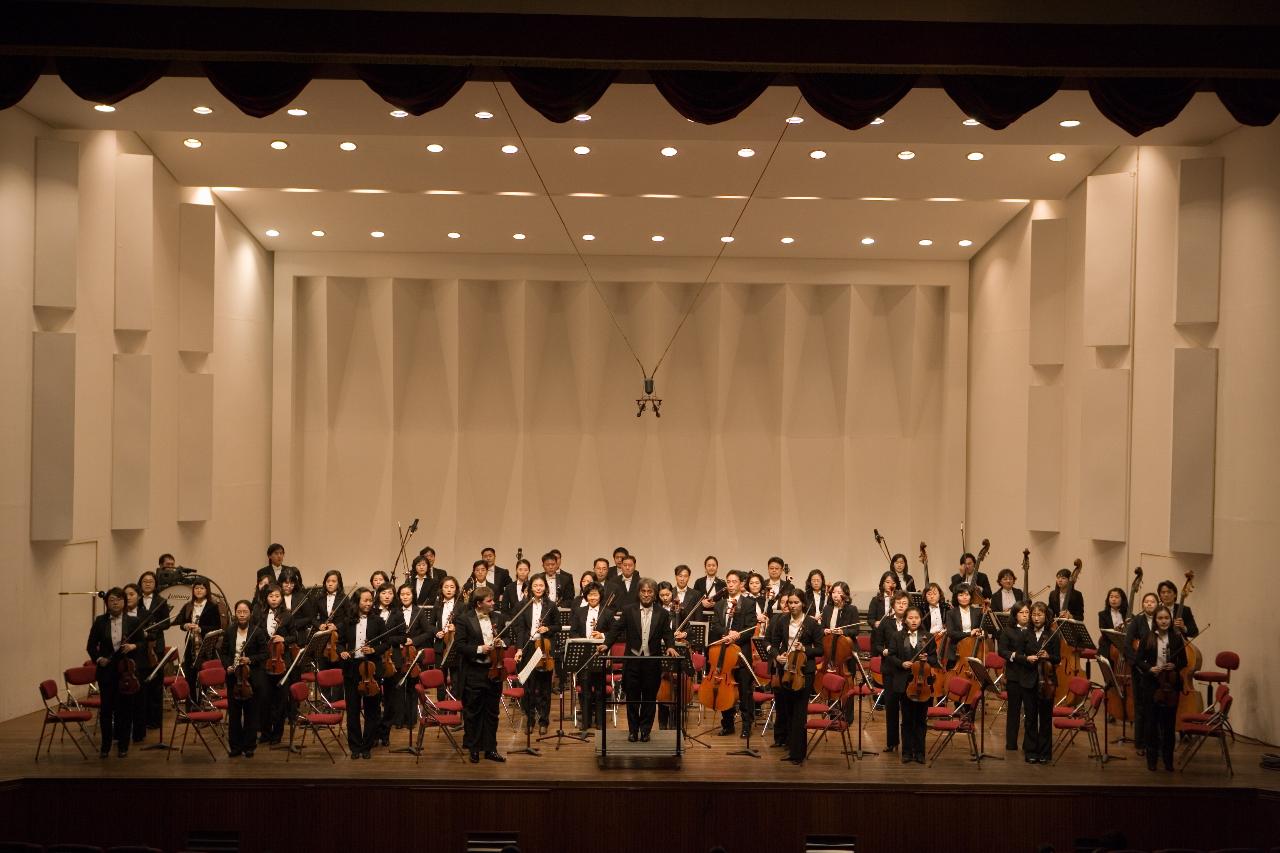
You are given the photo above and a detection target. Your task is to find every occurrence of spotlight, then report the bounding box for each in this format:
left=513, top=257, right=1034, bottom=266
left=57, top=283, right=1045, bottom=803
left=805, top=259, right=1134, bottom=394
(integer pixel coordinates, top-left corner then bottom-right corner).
left=447, top=232, right=461, bottom=239
left=573, top=145, right=591, bottom=155
left=959, top=239, right=974, bottom=247
left=192, top=106, right=213, bottom=115
left=339, top=141, right=358, bottom=151
left=720, top=236, right=735, bottom=243
left=660, top=147, right=678, bottom=157
left=370, top=230, right=385, bottom=238
left=737, top=148, right=756, bottom=158
left=780, top=237, right=795, bottom=244
left=426, top=143, right=444, bottom=153
left=897, top=150, right=915, bottom=160
left=264, top=229, right=280, bottom=237
left=501, top=144, right=519, bottom=154
left=860, top=237, right=875, bottom=245
left=270, top=140, right=288, bottom=150
left=183, top=138, right=202, bottom=149
left=582, top=234, right=596, bottom=241
left=966, top=152, right=984, bottom=161
left=870, top=117, right=885, bottom=125
left=1049, top=152, right=1067, bottom=162
left=651, top=235, right=665, bottom=242
left=475, top=111, right=494, bottom=120
left=809, top=150, right=827, bottom=159
left=512, top=233, right=526, bottom=240
left=311, top=230, right=325, bottom=237
left=918, top=239, right=933, bottom=246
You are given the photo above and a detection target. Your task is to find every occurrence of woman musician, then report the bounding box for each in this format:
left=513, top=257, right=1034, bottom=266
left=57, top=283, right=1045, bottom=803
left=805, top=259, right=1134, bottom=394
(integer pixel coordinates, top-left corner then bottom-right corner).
left=999, top=601, right=1058, bottom=763
left=337, top=587, right=387, bottom=759
left=570, top=582, right=614, bottom=731
left=945, top=584, right=985, bottom=660
left=1137, top=604, right=1186, bottom=772
left=511, top=575, right=557, bottom=735
left=802, top=569, right=829, bottom=617
left=1097, top=586, right=1129, bottom=664
left=255, top=582, right=300, bottom=747
left=135, top=570, right=171, bottom=733
left=866, top=571, right=900, bottom=627
left=373, top=584, right=403, bottom=746
left=178, top=576, right=223, bottom=707
left=920, top=582, right=949, bottom=662
left=221, top=599, right=267, bottom=757
left=820, top=581, right=860, bottom=639
left=386, top=583, right=433, bottom=733
left=991, top=568, right=1025, bottom=613
left=767, top=591, right=822, bottom=765
left=430, top=575, right=463, bottom=701
left=885, top=606, right=937, bottom=764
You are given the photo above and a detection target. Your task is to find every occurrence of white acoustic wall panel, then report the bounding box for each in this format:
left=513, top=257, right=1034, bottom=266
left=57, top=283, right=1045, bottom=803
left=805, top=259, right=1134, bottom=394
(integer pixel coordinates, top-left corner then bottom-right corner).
left=1029, top=218, right=1067, bottom=365
left=1083, top=172, right=1136, bottom=347
left=34, top=138, right=79, bottom=310
left=177, top=371, right=214, bottom=521
left=1174, top=157, right=1223, bottom=325
left=111, top=353, right=151, bottom=530
left=178, top=203, right=215, bottom=353
left=1079, top=368, right=1130, bottom=542
left=114, top=153, right=154, bottom=331
left=1026, top=383, right=1064, bottom=532
left=30, top=332, right=75, bottom=540
left=1169, top=348, right=1218, bottom=553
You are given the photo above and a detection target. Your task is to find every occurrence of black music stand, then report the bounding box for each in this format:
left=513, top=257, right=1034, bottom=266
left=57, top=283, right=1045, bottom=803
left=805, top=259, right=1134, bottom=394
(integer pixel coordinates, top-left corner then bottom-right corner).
left=848, top=652, right=879, bottom=759
left=141, top=645, right=179, bottom=751
left=728, top=654, right=761, bottom=759
left=966, top=656, right=1004, bottom=764
left=907, top=591, right=926, bottom=612
left=1093, top=655, right=1127, bottom=763
left=508, top=651, right=543, bottom=758
left=277, top=630, right=335, bottom=752
left=686, top=621, right=708, bottom=651
left=982, top=609, right=1007, bottom=636
left=538, top=640, right=592, bottom=749
left=1099, top=630, right=1136, bottom=746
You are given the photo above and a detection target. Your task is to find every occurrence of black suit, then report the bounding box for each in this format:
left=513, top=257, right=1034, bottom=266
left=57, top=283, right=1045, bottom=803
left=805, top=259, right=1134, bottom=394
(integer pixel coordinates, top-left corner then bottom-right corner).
left=337, top=613, right=388, bottom=752
left=766, top=615, right=823, bottom=761
left=1124, top=613, right=1157, bottom=747
left=989, top=587, right=1027, bottom=614
left=488, top=566, right=512, bottom=601
left=998, top=624, right=1059, bottom=758
left=949, top=571, right=992, bottom=605
left=408, top=573, right=436, bottom=607
left=256, top=563, right=299, bottom=589
left=891, top=570, right=917, bottom=593
left=802, top=588, right=830, bottom=617
left=1048, top=588, right=1085, bottom=622
left=866, top=594, right=895, bottom=628
left=872, top=613, right=904, bottom=749
left=510, top=597, right=558, bottom=726
left=86, top=613, right=146, bottom=754
left=1169, top=602, right=1199, bottom=639
left=761, top=580, right=795, bottom=617
left=501, top=580, right=530, bottom=614
left=818, top=603, right=861, bottom=638
left=1096, top=608, right=1128, bottom=663
left=179, top=599, right=223, bottom=704
left=604, top=603, right=676, bottom=737
left=884, top=629, right=938, bottom=759
left=669, top=586, right=699, bottom=626
left=1136, top=630, right=1188, bottom=769
left=692, top=576, right=726, bottom=605
left=219, top=625, right=268, bottom=754
left=532, top=570, right=573, bottom=605
left=605, top=574, right=642, bottom=609
left=709, top=595, right=758, bottom=732
left=135, top=593, right=171, bottom=730
left=453, top=609, right=508, bottom=754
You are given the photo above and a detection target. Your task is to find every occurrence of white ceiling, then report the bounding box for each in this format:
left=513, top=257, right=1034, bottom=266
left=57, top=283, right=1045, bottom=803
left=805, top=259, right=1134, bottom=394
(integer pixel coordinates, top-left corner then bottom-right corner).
left=17, top=75, right=1242, bottom=260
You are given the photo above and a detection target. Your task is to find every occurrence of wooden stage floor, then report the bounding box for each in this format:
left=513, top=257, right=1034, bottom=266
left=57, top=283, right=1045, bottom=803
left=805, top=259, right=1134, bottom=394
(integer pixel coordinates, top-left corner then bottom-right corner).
left=1, top=703, right=1276, bottom=853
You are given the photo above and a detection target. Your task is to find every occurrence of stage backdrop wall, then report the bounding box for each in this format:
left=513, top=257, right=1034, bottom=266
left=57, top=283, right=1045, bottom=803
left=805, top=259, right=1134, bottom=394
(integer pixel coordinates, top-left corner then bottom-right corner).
left=968, top=121, right=1280, bottom=744
left=268, top=253, right=970, bottom=600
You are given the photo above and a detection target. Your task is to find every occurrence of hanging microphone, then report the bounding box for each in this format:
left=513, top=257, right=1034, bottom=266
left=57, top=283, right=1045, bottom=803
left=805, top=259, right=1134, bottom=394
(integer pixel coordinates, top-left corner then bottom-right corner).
left=409, top=518, right=419, bottom=534
left=873, top=528, right=882, bottom=544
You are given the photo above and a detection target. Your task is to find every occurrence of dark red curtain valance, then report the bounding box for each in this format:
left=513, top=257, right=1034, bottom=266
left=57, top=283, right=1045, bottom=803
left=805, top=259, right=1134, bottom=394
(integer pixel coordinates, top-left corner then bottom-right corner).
left=5, top=56, right=1279, bottom=135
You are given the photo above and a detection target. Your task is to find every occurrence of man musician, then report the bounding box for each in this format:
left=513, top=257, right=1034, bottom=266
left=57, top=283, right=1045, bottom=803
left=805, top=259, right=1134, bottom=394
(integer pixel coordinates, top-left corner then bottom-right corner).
left=601, top=578, right=679, bottom=742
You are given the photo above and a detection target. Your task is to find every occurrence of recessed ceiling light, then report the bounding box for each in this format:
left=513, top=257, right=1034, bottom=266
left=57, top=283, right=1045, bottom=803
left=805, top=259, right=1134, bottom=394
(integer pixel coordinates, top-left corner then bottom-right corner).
left=660, top=147, right=678, bottom=157
left=475, top=111, right=494, bottom=120
left=1000, top=198, right=1031, bottom=203
left=426, top=143, right=444, bottom=153
left=425, top=190, right=464, bottom=195
left=1059, top=119, right=1081, bottom=128
left=958, top=239, right=974, bottom=247
left=720, top=236, right=735, bottom=243
left=581, top=234, right=596, bottom=241
left=497, top=191, right=535, bottom=197
left=870, top=117, right=885, bottom=125
left=569, top=192, right=607, bottom=198
left=641, top=194, right=680, bottom=199
left=447, top=232, right=461, bottom=239
left=339, top=141, right=358, bottom=151
left=286, top=108, right=308, bottom=117
left=963, top=118, right=982, bottom=127
left=737, top=148, right=756, bottom=158
left=93, top=104, right=116, bottom=113
left=918, top=239, right=933, bottom=246
left=370, top=230, right=385, bottom=238
left=1049, top=152, right=1067, bottom=162
left=501, top=144, right=519, bottom=154
left=714, top=195, right=748, bottom=199
left=897, top=150, right=915, bottom=160
left=183, top=138, right=202, bottom=149
left=651, top=235, right=665, bottom=242
left=573, top=145, right=591, bottom=155
left=512, top=233, right=526, bottom=240
left=389, top=109, right=409, bottom=118
left=782, top=196, right=821, bottom=200
left=311, top=230, right=325, bottom=237
left=573, top=113, right=591, bottom=122
left=966, top=151, right=984, bottom=161
left=780, top=237, right=795, bottom=244
left=350, top=189, right=387, bottom=194
left=785, top=115, right=804, bottom=124
left=861, top=197, right=898, bottom=201
left=809, top=149, right=827, bottom=159
left=264, top=229, right=279, bottom=238
left=860, top=237, right=876, bottom=245
left=192, top=105, right=213, bottom=115
left=270, top=140, right=288, bottom=150
left=281, top=188, right=319, bottom=193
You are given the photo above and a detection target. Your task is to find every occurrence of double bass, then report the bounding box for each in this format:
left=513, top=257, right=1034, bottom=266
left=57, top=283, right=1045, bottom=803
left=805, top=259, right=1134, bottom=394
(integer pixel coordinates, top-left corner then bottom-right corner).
left=1052, top=558, right=1084, bottom=702
left=1173, top=570, right=1206, bottom=731
left=1105, top=565, right=1143, bottom=724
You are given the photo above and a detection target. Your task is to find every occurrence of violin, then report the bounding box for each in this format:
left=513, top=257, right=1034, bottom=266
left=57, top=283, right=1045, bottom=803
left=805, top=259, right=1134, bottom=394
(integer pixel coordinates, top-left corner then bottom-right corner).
left=266, top=635, right=286, bottom=675
left=357, top=659, right=381, bottom=696
left=400, top=638, right=421, bottom=679
left=537, top=625, right=556, bottom=672
left=233, top=627, right=257, bottom=701
left=904, top=633, right=941, bottom=703
left=117, top=656, right=141, bottom=696
left=381, top=645, right=398, bottom=678
left=776, top=635, right=807, bottom=691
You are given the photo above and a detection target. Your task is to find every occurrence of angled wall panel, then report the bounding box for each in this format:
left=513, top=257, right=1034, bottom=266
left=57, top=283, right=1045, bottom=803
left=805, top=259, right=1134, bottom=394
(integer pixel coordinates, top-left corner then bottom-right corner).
left=1174, top=157, right=1223, bottom=325
left=1026, top=383, right=1064, bottom=532
left=111, top=353, right=152, bottom=530
left=1169, top=348, right=1218, bottom=553
left=114, top=153, right=154, bottom=331
left=1029, top=218, right=1067, bottom=365
left=177, top=371, right=214, bottom=521
left=30, top=332, right=75, bottom=540
left=1079, top=368, right=1130, bottom=541
left=1083, top=172, right=1136, bottom=347
left=178, top=203, right=215, bottom=353
left=34, top=138, right=79, bottom=310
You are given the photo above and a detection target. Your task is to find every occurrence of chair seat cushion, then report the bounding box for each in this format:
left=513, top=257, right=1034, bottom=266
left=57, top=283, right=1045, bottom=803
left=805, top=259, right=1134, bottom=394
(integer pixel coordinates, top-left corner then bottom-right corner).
left=163, top=676, right=176, bottom=686
left=80, top=697, right=102, bottom=708
left=212, top=699, right=228, bottom=709
left=437, top=700, right=463, bottom=711
left=1053, top=718, right=1090, bottom=730
left=926, top=707, right=952, bottom=718
left=503, top=688, right=525, bottom=698
left=1194, top=672, right=1228, bottom=683
left=805, top=703, right=828, bottom=714
left=426, top=713, right=462, bottom=727
left=1052, top=707, right=1075, bottom=717
left=330, top=700, right=347, bottom=710
left=805, top=720, right=846, bottom=732
left=752, top=692, right=773, bottom=703
left=1179, top=723, right=1218, bottom=735
left=1080, top=649, right=1097, bottom=659
left=186, top=711, right=223, bottom=722
left=301, top=672, right=317, bottom=682
left=306, top=713, right=344, bottom=726
left=50, top=710, right=94, bottom=723
left=1179, top=712, right=1213, bottom=724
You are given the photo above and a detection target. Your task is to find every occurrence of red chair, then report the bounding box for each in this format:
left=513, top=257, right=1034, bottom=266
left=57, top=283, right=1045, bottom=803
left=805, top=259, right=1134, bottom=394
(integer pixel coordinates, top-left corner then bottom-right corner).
left=751, top=659, right=775, bottom=734
left=166, top=679, right=223, bottom=761
left=1194, top=651, right=1240, bottom=706
left=286, top=680, right=346, bottom=763
left=1051, top=685, right=1105, bottom=766
left=195, top=667, right=230, bottom=751
left=1178, top=691, right=1234, bottom=775
left=414, top=669, right=465, bottom=762
left=501, top=656, right=525, bottom=726
left=866, top=656, right=886, bottom=713
left=1052, top=676, right=1092, bottom=718
left=37, top=679, right=93, bottom=761
left=63, top=665, right=102, bottom=729
left=926, top=676, right=978, bottom=765
left=804, top=671, right=854, bottom=767
left=982, top=652, right=1008, bottom=729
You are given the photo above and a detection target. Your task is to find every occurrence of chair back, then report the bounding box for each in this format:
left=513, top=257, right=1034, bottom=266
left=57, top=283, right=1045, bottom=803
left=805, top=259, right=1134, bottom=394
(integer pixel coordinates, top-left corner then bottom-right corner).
left=504, top=656, right=518, bottom=677
left=1215, top=650, right=1240, bottom=671
left=289, top=681, right=310, bottom=703
left=752, top=659, right=770, bottom=680
left=40, top=679, right=60, bottom=703
left=1217, top=693, right=1234, bottom=722
left=170, top=678, right=191, bottom=703
left=198, top=667, right=226, bottom=687
left=1212, top=684, right=1230, bottom=711
left=200, top=659, right=223, bottom=670
left=419, top=648, right=437, bottom=667
left=1068, top=676, right=1091, bottom=699
left=820, top=671, right=846, bottom=697
left=983, top=652, right=1006, bottom=671
left=418, top=668, right=445, bottom=690
left=64, top=665, right=97, bottom=687
left=946, top=676, right=974, bottom=704
left=855, top=635, right=871, bottom=655
left=317, top=667, right=345, bottom=688
left=690, top=652, right=706, bottom=670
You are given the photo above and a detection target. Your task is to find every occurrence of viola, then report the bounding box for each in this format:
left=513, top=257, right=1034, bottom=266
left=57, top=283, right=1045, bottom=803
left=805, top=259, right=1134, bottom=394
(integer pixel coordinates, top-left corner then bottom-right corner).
left=117, top=657, right=141, bottom=696
left=381, top=646, right=398, bottom=678
left=904, top=633, right=940, bottom=702
left=265, top=635, right=287, bottom=676
left=357, top=659, right=382, bottom=696
left=233, top=656, right=253, bottom=700
left=779, top=638, right=807, bottom=691
left=324, top=630, right=340, bottom=663
left=400, top=638, right=421, bottom=678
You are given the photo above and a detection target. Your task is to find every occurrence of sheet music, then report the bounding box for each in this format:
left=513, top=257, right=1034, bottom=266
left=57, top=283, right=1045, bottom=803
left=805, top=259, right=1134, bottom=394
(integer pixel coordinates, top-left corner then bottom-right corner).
left=517, top=647, right=544, bottom=684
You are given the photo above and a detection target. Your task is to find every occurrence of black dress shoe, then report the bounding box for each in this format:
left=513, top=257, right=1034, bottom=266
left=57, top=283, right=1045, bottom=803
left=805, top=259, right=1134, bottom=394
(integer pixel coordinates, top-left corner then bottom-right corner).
left=787, top=757, right=804, bottom=765
left=469, top=751, right=480, bottom=763
left=769, top=742, right=786, bottom=749
left=915, top=755, right=926, bottom=764
left=740, top=729, right=750, bottom=739
left=379, top=737, right=390, bottom=747
left=1025, top=755, right=1035, bottom=763
left=627, top=732, right=638, bottom=742
left=229, top=749, right=242, bottom=758
left=351, top=752, right=361, bottom=761
left=484, top=751, right=506, bottom=762
left=117, top=748, right=128, bottom=758
left=718, top=728, right=735, bottom=736
left=640, top=732, right=650, bottom=743
left=902, top=755, right=912, bottom=764
left=884, top=744, right=898, bottom=753
left=243, top=750, right=255, bottom=758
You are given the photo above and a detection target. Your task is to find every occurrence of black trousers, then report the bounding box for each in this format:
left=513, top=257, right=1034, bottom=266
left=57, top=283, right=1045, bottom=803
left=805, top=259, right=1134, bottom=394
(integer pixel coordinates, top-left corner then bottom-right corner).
left=521, top=668, right=553, bottom=725
left=1022, top=685, right=1052, bottom=759
left=226, top=670, right=263, bottom=753
left=1005, top=681, right=1028, bottom=750
left=342, top=675, right=383, bottom=752
left=774, top=676, right=812, bottom=761
left=258, top=673, right=291, bottom=742
left=622, top=657, right=662, bottom=736
left=1145, top=698, right=1177, bottom=768
left=580, top=667, right=605, bottom=728
left=376, top=676, right=401, bottom=740
left=96, top=671, right=131, bottom=753
left=899, top=692, right=927, bottom=757
left=883, top=688, right=901, bottom=749
left=1132, top=677, right=1152, bottom=749
left=143, top=661, right=165, bottom=728
left=719, top=661, right=754, bottom=732
left=461, top=664, right=501, bottom=752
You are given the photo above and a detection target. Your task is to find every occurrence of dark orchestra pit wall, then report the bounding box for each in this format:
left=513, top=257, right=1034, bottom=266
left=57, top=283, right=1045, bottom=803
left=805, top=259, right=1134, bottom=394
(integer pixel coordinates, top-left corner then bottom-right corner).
left=0, top=778, right=1277, bottom=852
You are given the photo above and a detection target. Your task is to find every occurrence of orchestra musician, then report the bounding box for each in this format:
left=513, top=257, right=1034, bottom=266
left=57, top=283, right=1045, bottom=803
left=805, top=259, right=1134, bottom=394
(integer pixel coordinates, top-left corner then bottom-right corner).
left=533, top=550, right=574, bottom=605
left=802, top=569, right=829, bottom=617
left=819, top=581, right=860, bottom=640
left=255, top=543, right=298, bottom=591
left=768, top=591, right=822, bottom=764
left=874, top=591, right=909, bottom=753
left=921, top=582, right=950, bottom=649
left=572, top=570, right=596, bottom=610
left=369, top=571, right=390, bottom=595
left=1137, top=605, right=1187, bottom=772
left=693, top=555, right=726, bottom=608
left=601, top=577, right=680, bottom=743
left=606, top=555, right=643, bottom=608
left=991, top=568, right=1026, bottom=613
left=709, top=569, right=759, bottom=738
left=570, top=582, right=614, bottom=731
left=949, top=552, right=991, bottom=606
left=255, top=583, right=295, bottom=747
left=121, top=584, right=147, bottom=745
left=1023, top=602, right=1058, bottom=764
left=480, top=547, right=512, bottom=601
left=430, top=575, right=463, bottom=700
left=388, top=583, right=433, bottom=731
left=591, top=557, right=612, bottom=587
left=885, top=606, right=937, bottom=764
left=1124, top=592, right=1160, bottom=755
left=670, top=565, right=697, bottom=622
left=136, top=569, right=171, bottom=732
left=221, top=599, right=267, bottom=758
left=866, top=571, right=900, bottom=627
left=502, top=558, right=533, bottom=613
left=454, top=587, right=508, bottom=763
left=178, top=576, right=222, bottom=706
left=1156, top=580, right=1199, bottom=638
left=461, top=560, right=497, bottom=601
left=408, top=555, right=435, bottom=607
left=511, top=575, right=557, bottom=735
left=1097, top=587, right=1130, bottom=664
left=888, top=552, right=916, bottom=593
left=417, top=546, right=447, bottom=596
left=945, top=584, right=985, bottom=662
left=337, top=587, right=387, bottom=759
left=762, top=557, right=794, bottom=618
left=86, top=587, right=144, bottom=758
left=1048, top=568, right=1085, bottom=621
left=609, top=547, right=628, bottom=582
left=373, top=584, right=401, bottom=746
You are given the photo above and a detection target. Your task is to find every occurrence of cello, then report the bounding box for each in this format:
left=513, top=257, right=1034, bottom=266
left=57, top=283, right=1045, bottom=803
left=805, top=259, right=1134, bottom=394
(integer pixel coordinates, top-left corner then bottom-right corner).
left=697, top=600, right=741, bottom=713
left=1105, top=565, right=1143, bottom=724
left=1173, top=570, right=1206, bottom=732
left=1052, top=558, right=1084, bottom=702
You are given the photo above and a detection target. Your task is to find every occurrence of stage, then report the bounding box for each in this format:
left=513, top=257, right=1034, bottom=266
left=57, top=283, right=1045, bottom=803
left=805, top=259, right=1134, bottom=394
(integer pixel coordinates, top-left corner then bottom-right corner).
left=1, top=702, right=1275, bottom=853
